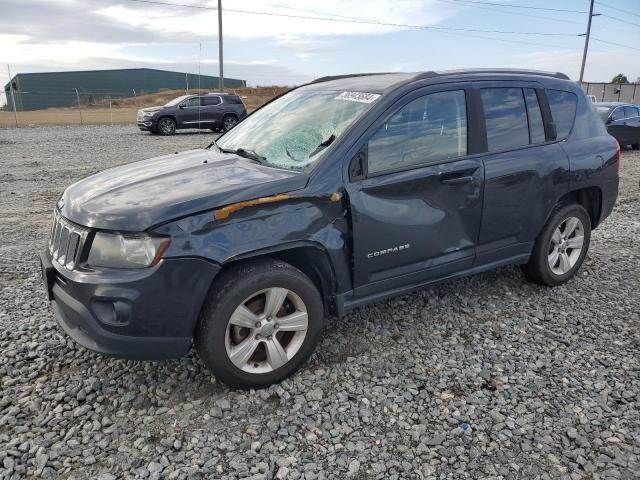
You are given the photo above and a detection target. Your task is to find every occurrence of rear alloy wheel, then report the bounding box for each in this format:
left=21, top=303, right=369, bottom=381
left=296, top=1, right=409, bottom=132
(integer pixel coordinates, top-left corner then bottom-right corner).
left=222, top=114, right=238, bottom=132
left=195, top=260, right=323, bottom=389
left=522, top=204, right=591, bottom=286
left=547, top=217, right=585, bottom=275
left=158, top=117, right=176, bottom=136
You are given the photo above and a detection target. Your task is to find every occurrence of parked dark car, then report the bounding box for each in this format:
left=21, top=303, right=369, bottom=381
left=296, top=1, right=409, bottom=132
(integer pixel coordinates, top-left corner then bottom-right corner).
left=41, top=69, right=619, bottom=388
left=137, top=92, right=247, bottom=135
left=595, top=101, right=640, bottom=149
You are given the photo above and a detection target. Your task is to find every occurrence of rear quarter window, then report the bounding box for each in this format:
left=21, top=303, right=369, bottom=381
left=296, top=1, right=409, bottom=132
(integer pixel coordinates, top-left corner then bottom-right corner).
left=546, top=89, right=578, bottom=140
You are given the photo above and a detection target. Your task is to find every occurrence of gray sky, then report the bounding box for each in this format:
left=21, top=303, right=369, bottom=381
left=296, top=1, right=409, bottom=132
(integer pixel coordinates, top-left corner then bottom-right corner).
left=2, top=0, right=640, bottom=104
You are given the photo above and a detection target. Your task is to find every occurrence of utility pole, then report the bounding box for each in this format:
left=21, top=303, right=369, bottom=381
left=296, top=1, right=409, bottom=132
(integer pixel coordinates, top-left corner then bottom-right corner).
left=579, top=0, right=599, bottom=82
left=218, top=0, right=224, bottom=92
left=6, top=65, right=18, bottom=127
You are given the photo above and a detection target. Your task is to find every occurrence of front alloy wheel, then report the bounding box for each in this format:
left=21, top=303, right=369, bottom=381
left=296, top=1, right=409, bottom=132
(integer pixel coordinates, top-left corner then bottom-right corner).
left=195, top=259, right=323, bottom=389
left=226, top=288, right=308, bottom=373
left=158, top=117, right=176, bottom=136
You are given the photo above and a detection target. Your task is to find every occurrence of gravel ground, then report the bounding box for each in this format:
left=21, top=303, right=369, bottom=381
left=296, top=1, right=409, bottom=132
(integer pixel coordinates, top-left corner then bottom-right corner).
left=0, top=125, right=639, bottom=480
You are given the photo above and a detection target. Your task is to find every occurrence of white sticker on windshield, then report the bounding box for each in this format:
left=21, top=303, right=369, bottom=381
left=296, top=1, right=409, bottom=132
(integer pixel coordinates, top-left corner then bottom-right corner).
left=334, top=91, right=381, bottom=103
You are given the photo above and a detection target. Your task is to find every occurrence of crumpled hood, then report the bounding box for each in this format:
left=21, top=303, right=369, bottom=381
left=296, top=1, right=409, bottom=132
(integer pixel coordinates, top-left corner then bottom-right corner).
left=60, top=149, right=307, bottom=231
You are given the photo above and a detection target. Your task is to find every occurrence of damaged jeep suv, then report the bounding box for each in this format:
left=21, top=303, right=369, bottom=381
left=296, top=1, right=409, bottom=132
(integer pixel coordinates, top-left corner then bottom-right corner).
left=41, top=70, right=619, bottom=388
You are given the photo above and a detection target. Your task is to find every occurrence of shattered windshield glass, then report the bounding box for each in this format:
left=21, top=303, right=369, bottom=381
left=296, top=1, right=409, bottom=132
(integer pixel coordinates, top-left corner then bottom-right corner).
left=214, top=88, right=380, bottom=170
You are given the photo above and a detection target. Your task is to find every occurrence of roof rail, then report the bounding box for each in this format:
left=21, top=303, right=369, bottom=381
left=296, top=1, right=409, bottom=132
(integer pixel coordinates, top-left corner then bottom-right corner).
left=433, top=68, right=571, bottom=80
left=310, top=72, right=397, bottom=84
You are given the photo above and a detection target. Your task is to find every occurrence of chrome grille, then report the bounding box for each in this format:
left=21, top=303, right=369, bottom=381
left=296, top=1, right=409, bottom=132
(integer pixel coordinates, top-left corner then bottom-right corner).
left=48, top=211, right=89, bottom=270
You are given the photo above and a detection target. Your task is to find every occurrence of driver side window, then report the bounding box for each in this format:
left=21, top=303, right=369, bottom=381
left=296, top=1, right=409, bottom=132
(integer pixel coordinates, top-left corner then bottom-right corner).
left=182, top=97, right=201, bottom=108
left=368, top=90, right=467, bottom=174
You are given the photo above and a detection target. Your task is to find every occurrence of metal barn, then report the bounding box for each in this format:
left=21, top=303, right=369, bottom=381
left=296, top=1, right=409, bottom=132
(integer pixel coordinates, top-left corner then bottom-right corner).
left=3, top=68, right=246, bottom=111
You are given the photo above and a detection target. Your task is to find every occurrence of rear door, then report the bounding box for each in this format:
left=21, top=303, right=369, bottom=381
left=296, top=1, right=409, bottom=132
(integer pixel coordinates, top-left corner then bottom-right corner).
left=201, top=95, right=223, bottom=127
left=623, top=106, right=640, bottom=145
left=607, top=106, right=628, bottom=144
left=475, top=84, right=570, bottom=265
left=346, top=85, right=485, bottom=297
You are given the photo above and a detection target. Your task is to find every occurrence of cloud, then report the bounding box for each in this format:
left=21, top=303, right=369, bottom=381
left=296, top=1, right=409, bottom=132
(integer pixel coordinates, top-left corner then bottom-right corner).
left=1, top=0, right=456, bottom=90
left=96, top=0, right=453, bottom=40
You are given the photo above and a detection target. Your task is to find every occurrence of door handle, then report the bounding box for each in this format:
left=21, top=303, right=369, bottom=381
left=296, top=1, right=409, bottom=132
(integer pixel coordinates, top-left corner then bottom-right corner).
left=441, top=175, right=473, bottom=185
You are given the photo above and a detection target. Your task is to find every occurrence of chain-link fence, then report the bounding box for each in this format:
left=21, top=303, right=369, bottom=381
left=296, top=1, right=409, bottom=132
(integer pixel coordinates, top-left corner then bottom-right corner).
left=0, top=86, right=288, bottom=127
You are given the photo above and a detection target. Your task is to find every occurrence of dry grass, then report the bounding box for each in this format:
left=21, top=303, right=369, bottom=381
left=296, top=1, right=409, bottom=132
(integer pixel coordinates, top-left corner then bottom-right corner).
left=0, top=108, right=139, bottom=127
left=0, top=87, right=289, bottom=128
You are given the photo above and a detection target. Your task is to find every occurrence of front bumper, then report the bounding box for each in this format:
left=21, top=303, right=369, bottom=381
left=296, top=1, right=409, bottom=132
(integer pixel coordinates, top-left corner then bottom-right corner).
left=137, top=119, right=157, bottom=131
left=40, top=250, right=219, bottom=360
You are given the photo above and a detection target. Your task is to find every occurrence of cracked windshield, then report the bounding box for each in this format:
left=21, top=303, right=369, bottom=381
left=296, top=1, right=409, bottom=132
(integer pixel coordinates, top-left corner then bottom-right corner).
left=215, top=89, right=380, bottom=170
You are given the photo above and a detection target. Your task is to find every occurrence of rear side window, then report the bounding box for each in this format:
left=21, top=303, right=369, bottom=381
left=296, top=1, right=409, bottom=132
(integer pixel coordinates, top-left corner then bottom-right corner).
left=203, top=96, right=221, bottom=106
left=546, top=89, right=578, bottom=139
left=624, top=106, right=639, bottom=118
left=368, top=90, right=467, bottom=174
left=481, top=88, right=529, bottom=151
left=523, top=89, right=546, bottom=144
left=226, top=95, right=243, bottom=104
left=611, top=107, right=625, bottom=121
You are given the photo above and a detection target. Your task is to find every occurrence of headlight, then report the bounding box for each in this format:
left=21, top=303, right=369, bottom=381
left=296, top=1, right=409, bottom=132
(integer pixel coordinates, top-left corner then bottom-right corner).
left=88, top=232, right=170, bottom=269
left=142, top=111, right=156, bottom=118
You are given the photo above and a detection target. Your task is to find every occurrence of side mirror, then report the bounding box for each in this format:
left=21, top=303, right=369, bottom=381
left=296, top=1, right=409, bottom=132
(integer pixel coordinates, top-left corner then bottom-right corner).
left=179, top=104, right=185, bottom=109
left=606, top=116, right=613, bottom=124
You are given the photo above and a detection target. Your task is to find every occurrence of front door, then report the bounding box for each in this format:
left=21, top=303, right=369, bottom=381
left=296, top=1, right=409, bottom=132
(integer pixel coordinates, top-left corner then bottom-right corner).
left=178, top=96, right=203, bottom=127
left=347, top=87, right=484, bottom=298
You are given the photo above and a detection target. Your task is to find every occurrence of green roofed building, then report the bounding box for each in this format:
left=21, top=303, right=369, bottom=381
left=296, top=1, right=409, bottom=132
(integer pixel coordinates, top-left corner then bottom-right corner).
left=3, top=68, right=246, bottom=111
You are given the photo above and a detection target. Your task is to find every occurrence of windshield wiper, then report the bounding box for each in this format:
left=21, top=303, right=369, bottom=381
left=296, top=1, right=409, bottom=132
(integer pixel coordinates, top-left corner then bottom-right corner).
left=308, top=134, right=336, bottom=158
left=221, top=147, right=268, bottom=165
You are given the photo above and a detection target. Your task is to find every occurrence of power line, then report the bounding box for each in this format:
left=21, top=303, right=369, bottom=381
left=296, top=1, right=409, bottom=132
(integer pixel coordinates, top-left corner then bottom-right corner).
left=123, top=0, right=640, bottom=54
left=434, top=0, right=585, bottom=26
left=441, top=0, right=587, bottom=14
left=596, top=1, right=640, bottom=19
left=271, top=1, right=584, bottom=26
left=264, top=2, right=578, bottom=49
left=591, top=37, right=640, bottom=52
left=599, top=13, right=640, bottom=29
left=124, top=0, right=579, bottom=36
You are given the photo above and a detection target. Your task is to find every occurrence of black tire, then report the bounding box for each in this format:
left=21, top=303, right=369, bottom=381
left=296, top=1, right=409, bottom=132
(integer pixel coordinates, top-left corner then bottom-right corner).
left=632, top=140, right=639, bottom=150
left=157, top=117, right=176, bottom=136
left=522, top=204, right=591, bottom=286
left=195, top=259, right=324, bottom=389
left=222, top=114, right=238, bottom=132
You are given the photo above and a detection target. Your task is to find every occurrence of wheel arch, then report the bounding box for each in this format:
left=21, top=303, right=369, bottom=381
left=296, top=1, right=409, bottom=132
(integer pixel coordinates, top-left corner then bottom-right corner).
left=157, top=114, right=177, bottom=123
left=156, top=114, right=177, bottom=130
left=556, top=186, right=603, bottom=228
left=219, top=241, right=339, bottom=316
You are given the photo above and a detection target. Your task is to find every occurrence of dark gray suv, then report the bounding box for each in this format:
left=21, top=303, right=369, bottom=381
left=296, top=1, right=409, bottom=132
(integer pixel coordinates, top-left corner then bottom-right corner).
left=41, top=69, right=619, bottom=389
left=137, top=92, right=247, bottom=135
